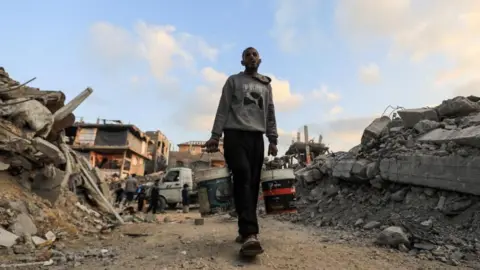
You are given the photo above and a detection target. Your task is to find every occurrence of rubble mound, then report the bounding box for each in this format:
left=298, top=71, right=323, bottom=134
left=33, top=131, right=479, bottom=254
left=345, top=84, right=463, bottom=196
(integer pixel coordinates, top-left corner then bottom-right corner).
left=0, top=68, right=122, bottom=265
left=291, top=96, right=480, bottom=266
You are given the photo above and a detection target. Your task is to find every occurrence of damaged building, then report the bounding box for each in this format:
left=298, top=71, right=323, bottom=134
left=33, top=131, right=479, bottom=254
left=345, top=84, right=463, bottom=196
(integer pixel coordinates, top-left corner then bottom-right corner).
left=65, top=121, right=152, bottom=178
left=144, top=130, right=170, bottom=174
left=168, top=139, right=225, bottom=171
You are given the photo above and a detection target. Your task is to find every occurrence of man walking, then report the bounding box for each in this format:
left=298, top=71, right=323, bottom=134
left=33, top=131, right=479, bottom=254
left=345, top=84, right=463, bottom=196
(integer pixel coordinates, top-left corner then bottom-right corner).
left=124, top=174, right=138, bottom=206
left=205, top=47, right=278, bottom=257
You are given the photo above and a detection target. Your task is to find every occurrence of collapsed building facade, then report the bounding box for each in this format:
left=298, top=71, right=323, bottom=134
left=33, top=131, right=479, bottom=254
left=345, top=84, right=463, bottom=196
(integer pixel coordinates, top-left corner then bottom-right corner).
left=292, top=95, right=480, bottom=266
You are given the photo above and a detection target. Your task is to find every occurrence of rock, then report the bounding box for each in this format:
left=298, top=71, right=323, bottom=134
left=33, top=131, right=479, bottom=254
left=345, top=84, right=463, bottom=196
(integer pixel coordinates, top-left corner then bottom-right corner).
left=420, top=219, right=433, bottom=228
left=414, top=120, right=440, bottom=134
left=332, top=158, right=355, bottom=180
left=0, top=228, right=19, bottom=247
left=45, top=231, right=56, bottom=242
left=375, top=226, right=409, bottom=247
left=122, top=215, right=133, bottom=222
left=365, top=162, right=378, bottom=179
left=363, top=221, right=381, bottom=230
left=9, top=213, right=37, bottom=235
left=31, top=236, right=46, bottom=246
left=0, top=99, right=54, bottom=138
left=398, top=243, right=409, bottom=252
left=13, top=244, right=31, bottom=254
left=163, top=216, right=172, bottom=223
left=437, top=96, right=480, bottom=117
left=397, top=108, right=439, bottom=128
left=361, top=116, right=391, bottom=145
left=194, top=218, right=204, bottom=226
left=351, top=159, right=370, bottom=179
left=325, top=185, right=339, bottom=198
left=354, top=219, right=364, bottom=227
left=391, top=189, right=407, bottom=202
left=423, top=188, right=436, bottom=196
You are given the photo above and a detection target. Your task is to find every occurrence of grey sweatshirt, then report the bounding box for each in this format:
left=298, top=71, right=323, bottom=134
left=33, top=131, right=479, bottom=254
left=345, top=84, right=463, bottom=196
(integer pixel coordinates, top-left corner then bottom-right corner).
left=211, top=72, right=278, bottom=144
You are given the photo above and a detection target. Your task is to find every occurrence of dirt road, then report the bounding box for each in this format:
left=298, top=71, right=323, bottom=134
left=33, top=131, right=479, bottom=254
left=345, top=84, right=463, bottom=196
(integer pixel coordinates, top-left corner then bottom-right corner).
left=53, top=211, right=468, bottom=270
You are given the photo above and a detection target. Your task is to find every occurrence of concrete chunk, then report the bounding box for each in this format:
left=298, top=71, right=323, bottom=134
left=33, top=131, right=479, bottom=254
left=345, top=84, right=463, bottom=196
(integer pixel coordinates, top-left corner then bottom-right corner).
left=332, top=158, right=355, bottom=179
left=414, top=120, right=440, bottom=134
left=361, top=116, right=391, bottom=145
left=0, top=228, right=19, bottom=247
left=9, top=213, right=37, bottom=235
left=418, top=126, right=480, bottom=148
left=351, top=159, right=370, bottom=179
left=32, top=137, right=66, bottom=165
left=437, top=96, right=480, bottom=117
left=397, top=108, right=438, bottom=128
left=379, top=154, right=480, bottom=196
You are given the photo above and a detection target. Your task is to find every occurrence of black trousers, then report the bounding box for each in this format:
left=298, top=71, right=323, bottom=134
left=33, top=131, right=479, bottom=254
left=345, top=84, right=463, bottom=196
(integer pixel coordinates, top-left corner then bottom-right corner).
left=223, top=130, right=264, bottom=237
left=147, top=199, right=159, bottom=214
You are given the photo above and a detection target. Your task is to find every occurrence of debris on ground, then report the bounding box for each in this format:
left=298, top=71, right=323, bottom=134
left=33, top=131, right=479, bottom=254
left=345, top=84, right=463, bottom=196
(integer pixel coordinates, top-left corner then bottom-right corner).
left=0, top=67, right=123, bottom=266
left=287, top=95, right=480, bottom=268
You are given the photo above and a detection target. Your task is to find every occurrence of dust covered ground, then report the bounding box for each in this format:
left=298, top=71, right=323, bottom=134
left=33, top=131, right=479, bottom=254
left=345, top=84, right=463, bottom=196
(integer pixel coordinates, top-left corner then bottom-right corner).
left=51, top=211, right=468, bottom=270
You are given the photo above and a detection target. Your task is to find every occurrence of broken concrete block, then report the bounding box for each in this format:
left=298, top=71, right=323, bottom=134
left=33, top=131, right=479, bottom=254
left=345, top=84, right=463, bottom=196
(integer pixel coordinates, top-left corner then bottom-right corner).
left=397, top=108, right=438, bottom=128
left=437, top=96, right=480, bottom=117
left=366, top=162, right=379, bottom=179
left=9, top=213, right=37, bottom=235
left=194, top=218, right=204, bottom=226
left=361, top=116, right=391, bottom=145
left=418, top=126, right=480, bottom=148
left=332, top=158, right=355, bottom=180
left=379, top=154, right=480, bottom=196
left=414, top=119, right=440, bottom=134
left=31, top=236, right=46, bottom=246
left=351, top=159, right=370, bottom=179
left=32, top=137, right=66, bottom=165
left=31, top=167, right=65, bottom=204
left=3, top=99, right=54, bottom=138
left=0, top=228, right=19, bottom=247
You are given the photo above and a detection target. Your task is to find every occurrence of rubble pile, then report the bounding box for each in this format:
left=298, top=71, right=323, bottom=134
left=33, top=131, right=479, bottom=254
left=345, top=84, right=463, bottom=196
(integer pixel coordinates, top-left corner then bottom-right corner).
left=0, top=68, right=123, bottom=265
left=291, top=96, right=480, bottom=266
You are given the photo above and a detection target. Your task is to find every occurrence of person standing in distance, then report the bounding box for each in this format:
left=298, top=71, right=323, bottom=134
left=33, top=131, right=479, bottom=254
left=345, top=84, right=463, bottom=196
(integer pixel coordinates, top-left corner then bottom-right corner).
left=204, top=47, right=278, bottom=257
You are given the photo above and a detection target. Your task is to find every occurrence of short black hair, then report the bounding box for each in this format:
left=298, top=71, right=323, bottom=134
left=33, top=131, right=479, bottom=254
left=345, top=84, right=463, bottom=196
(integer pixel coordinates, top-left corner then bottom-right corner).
left=242, top=47, right=257, bottom=58
left=183, top=184, right=189, bottom=188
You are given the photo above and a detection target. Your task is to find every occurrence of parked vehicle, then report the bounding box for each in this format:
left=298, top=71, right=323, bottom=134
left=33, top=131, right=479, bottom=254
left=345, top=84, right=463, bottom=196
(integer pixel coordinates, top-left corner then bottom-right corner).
left=145, top=167, right=198, bottom=210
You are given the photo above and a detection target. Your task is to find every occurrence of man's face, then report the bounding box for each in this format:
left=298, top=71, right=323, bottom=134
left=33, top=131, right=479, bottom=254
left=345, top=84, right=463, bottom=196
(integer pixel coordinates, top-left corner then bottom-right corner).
left=242, top=48, right=261, bottom=69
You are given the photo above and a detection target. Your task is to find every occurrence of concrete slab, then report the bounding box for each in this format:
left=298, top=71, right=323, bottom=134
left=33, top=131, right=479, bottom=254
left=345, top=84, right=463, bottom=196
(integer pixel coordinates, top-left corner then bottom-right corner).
left=0, top=228, right=19, bottom=247
left=379, top=154, right=480, bottom=196
left=397, top=108, right=438, bottom=128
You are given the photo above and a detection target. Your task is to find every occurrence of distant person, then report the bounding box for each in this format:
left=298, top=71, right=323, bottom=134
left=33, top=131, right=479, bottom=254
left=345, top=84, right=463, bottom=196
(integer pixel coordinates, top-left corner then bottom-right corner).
left=124, top=174, right=138, bottom=206
left=137, top=187, right=146, bottom=212
left=114, top=183, right=124, bottom=207
left=182, top=184, right=190, bottom=213
left=147, top=179, right=160, bottom=214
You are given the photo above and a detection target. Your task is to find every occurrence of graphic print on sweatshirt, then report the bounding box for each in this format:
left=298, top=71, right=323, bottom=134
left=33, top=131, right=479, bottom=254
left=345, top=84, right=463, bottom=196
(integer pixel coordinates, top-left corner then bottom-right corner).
left=242, top=83, right=266, bottom=110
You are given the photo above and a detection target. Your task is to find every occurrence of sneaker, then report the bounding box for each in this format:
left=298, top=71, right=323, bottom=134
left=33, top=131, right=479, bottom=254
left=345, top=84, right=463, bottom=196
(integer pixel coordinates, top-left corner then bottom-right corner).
left=240, top=235, right=264, bottom=257
left=235, top=235, right=246, bottom=244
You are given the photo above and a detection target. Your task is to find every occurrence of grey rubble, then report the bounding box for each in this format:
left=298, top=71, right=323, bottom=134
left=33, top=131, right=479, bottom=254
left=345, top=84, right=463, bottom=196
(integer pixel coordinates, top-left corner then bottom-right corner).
left=293, top=95, right=480, bottom=267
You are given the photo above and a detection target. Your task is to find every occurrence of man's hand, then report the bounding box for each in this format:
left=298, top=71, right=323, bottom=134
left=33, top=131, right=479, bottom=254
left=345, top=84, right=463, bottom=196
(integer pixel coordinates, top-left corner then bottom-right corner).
left=204, top=138, right=219, bottom=153
left=268, top=143, right=278, bottom=156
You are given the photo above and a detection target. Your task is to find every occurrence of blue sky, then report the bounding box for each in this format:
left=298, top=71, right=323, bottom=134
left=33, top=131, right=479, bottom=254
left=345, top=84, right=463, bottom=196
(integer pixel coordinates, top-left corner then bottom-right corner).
left=1, top=0, right=478, bottom=153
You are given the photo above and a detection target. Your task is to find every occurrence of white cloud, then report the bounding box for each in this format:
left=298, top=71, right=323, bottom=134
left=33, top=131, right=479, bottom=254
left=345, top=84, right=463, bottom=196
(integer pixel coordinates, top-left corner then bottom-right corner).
left=359, top=63, right=381, bottom=84
left=267, top=74, right=304, bottom=112
left=311, top=85, right=341, bottom=102
left=176, top=68, right=304, bottom=132
left=88, top=21, right=218, bottom=84
left=336, top=0, right=480, bottom=92
left=329, top=105, right=344, bottom=115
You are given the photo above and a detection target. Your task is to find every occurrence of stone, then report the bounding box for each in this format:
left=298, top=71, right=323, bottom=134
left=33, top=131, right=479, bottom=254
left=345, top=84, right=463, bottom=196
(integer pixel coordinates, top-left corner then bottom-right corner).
left=361, top=116, right=391, bottom=145
left=397, top=108, right=438, bottom=128
left=391, top=189, right=407, bottom=202
left=0, top=99, right=54, bottom=138
left=45, top=231, right=56, bottom=242
left=163, top=216, right=172, bottom=223
left=437, top=96, right=480, bottom=117
left=31, top=236, right=46, bottom=246
left=375, top=226, right=409, bottom=247
left=194, top=218, right=204, bottom=226
left=363, top=221, right=381, bottom=230
left=354, top=219, right=364, bottom=227
left=414, top=120, right=440, bottom=134
left=418, top=126, right=480, bottom=148
left=369, top=176, right=384, bottom=189
left=9, top=213, right=37, bottom=235
left=32, top=137, right=66, bottom=165
left=398, top=244, right=409, bottom=252
left=423, top=188, right=436, bottom=196
left=0, top=228, right=19, bottom=247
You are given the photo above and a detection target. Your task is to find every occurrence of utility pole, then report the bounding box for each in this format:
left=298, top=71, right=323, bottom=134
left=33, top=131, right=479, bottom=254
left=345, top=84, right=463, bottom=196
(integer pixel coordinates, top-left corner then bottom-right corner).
left=152, top=130, right=160, bottom=173
left=304, top=125, right=311, bottom=165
